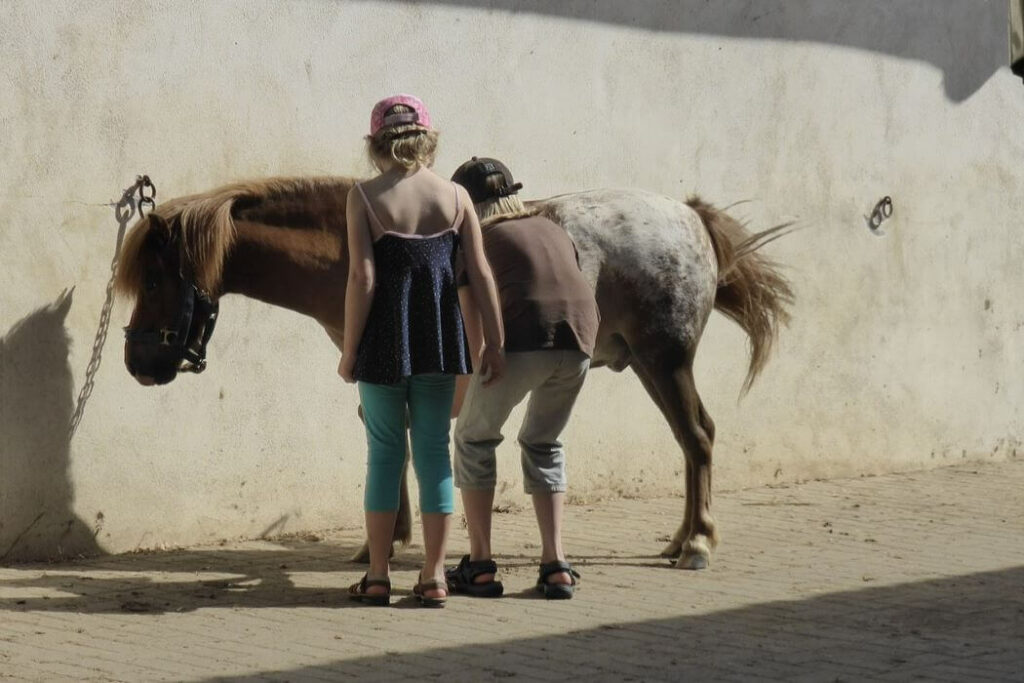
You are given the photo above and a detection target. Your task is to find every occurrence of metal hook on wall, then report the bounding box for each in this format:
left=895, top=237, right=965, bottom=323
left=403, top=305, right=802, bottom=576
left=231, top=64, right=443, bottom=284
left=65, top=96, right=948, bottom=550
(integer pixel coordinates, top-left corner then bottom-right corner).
left=866, top=196, right=893, bottom=233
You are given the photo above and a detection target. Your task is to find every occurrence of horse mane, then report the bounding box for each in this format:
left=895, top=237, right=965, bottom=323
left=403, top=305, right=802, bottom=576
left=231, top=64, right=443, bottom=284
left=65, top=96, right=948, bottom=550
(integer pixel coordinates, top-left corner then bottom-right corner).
left=114, top=176, right=359, bottom=300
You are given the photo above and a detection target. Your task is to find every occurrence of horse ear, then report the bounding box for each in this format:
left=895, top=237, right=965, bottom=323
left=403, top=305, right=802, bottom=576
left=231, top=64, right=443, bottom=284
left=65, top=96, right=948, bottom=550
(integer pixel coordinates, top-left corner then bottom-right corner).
left=146, top=214, right=172, bottom=249
left=54, top=286, right=75, bottom=317
left=148, top=213, right=167, bottom=232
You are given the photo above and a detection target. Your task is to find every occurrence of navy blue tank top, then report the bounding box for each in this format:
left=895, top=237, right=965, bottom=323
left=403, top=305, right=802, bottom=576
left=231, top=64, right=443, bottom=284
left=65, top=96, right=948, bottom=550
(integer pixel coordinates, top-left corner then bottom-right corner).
left=351, top=184, right=472, bottom=385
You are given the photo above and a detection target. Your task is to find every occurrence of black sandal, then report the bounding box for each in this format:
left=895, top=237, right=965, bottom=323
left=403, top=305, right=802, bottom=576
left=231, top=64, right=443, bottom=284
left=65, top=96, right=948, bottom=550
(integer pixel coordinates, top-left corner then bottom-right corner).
left=413, top=575, right=448, bottom=608
left=348, top=574, right=391, bottom=607
left=536, top=560, right=580, bottom=600
left=445, top=555, right=504, bottom=598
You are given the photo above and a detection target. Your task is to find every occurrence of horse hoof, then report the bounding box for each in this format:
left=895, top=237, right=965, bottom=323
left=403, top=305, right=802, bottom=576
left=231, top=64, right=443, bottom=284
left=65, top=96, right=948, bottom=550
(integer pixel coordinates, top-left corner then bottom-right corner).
left=675, top=550, right=709, bottom=570
left=350, top=542, right=371, bottom=564
left=659, top=541, right=683, bottom=559
left=350, top=541, right=399, bottom=564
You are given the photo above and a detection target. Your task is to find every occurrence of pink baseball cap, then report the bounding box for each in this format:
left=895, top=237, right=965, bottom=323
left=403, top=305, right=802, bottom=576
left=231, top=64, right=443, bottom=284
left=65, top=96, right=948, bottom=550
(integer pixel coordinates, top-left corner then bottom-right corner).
left=370, top=94, right=433, bottom=136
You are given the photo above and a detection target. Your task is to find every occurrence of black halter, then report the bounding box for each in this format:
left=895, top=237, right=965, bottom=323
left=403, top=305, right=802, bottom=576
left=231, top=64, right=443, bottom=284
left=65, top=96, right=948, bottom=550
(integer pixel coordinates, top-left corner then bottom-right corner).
left=124, top=267, right=219, bottom=374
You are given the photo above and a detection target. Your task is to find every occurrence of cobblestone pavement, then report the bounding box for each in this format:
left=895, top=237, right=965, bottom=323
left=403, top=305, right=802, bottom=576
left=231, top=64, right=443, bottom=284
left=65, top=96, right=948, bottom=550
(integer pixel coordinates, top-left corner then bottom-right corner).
left=1, top=461, right=1022, bottom=682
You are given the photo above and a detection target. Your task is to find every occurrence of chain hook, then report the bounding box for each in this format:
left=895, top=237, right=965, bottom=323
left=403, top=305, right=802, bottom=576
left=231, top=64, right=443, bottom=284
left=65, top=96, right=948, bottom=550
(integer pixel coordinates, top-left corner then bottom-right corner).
left=137, top=174, right=157, bottom=217
left=867, top=196, right=893, bottom=232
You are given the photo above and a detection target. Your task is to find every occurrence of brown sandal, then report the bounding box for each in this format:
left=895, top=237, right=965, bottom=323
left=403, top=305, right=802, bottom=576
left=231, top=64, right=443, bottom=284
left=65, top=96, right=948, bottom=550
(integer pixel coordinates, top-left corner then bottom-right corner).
left=348, top=574, right=391, bottom=607
left=413, top=575, right=448, bottom=608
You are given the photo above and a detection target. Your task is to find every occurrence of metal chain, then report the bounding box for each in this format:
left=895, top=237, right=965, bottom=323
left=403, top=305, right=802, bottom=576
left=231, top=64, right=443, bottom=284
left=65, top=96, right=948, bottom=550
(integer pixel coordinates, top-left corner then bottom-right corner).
left=68, top=175, right=157, bottom=440
left=137, top=175, right=156, bottom=217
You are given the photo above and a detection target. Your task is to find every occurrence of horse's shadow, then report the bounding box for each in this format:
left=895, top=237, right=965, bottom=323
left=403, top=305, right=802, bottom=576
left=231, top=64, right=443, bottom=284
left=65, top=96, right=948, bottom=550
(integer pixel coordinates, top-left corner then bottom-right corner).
left=0, top=290, right=103, bottom=562
left=0, top=540, right=385, bottom=614
left=0, top=539, right=658, bottom=613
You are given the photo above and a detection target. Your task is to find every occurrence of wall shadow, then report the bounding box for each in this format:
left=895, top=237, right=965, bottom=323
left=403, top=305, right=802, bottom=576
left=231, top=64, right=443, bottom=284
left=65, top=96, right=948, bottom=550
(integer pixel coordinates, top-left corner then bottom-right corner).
left=382, top=0, right=1007, bottom=101
left=238, top=566, right=1024, bottom=680
left=0, top=290, right=102, bottom=562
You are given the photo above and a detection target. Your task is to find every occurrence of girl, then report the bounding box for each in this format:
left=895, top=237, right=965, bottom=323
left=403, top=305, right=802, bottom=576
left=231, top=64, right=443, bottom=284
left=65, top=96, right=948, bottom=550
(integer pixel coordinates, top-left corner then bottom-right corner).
left=338, top=95, right=504, bottom=607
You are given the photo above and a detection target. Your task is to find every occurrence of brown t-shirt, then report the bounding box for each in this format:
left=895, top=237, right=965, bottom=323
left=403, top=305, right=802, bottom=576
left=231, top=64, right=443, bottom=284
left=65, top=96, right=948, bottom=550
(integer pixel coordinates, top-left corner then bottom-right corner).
left=460, top=215, right=600, bottom=357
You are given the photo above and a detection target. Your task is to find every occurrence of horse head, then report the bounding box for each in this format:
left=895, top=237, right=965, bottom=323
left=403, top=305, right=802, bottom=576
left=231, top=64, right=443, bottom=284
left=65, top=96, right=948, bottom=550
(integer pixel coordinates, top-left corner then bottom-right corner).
left=120, top=213, right=219, bottom=385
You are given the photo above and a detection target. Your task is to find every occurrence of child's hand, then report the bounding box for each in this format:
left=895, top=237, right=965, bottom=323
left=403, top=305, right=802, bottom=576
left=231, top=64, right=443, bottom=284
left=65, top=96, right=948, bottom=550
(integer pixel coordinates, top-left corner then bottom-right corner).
left=478, top=346, right=505, bottom=387
left=338, top=355, right=356, bottom=383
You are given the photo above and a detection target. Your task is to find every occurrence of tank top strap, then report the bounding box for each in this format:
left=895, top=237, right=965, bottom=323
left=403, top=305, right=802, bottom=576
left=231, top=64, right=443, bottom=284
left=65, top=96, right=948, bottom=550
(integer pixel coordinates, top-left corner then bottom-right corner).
left=449, top=182, right=464, bottom=231
left=355, top=183, right=388, bottom=239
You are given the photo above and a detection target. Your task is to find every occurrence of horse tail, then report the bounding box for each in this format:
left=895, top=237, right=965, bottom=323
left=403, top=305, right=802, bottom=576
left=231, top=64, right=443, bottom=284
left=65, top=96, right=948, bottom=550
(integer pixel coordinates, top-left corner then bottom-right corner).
left=686, top=196, right=796, bottom=394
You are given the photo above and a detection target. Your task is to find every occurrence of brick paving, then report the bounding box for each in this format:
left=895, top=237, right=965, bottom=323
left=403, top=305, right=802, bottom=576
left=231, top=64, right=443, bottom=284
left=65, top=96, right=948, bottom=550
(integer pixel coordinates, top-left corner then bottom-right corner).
left=1, top=460, right=1022, bottom=682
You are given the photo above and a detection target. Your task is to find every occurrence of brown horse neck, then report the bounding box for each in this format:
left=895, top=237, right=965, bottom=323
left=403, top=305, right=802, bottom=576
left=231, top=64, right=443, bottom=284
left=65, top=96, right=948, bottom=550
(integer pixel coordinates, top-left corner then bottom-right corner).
left=219, top=220, right=349, bottom=329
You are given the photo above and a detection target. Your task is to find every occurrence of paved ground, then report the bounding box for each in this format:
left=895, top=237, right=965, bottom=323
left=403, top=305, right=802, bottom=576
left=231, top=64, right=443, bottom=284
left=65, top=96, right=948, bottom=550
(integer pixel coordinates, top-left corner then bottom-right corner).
left=1, top=460, right=1022, bottom=682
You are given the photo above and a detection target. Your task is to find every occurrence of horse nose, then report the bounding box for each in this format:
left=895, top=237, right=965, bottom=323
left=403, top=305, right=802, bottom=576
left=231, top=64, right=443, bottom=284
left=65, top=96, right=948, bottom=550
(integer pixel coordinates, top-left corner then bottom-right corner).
left=126, top=360, right=149, bottom=383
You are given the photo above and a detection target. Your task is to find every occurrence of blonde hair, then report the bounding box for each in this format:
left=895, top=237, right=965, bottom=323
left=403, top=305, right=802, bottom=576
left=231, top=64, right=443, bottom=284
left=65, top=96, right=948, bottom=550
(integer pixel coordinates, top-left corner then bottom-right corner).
left=474, top=173, right=538, bottom=227
left=366, top=104, right=439, bottom=172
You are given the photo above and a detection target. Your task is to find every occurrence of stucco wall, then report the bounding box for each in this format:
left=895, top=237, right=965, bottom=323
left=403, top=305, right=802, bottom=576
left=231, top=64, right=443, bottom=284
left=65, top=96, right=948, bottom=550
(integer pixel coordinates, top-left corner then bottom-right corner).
left=2, top=1, right=1021, bottom=561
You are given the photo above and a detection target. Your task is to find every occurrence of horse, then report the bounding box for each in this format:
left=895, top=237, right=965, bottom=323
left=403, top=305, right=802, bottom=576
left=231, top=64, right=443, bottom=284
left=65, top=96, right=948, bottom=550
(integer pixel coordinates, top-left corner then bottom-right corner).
left=115, top=176, right=793, bottom=570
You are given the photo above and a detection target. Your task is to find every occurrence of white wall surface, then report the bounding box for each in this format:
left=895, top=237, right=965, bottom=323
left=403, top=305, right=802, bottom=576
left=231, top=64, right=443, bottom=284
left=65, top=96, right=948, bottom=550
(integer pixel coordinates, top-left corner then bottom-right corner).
left=2, top=1, right=1021, bottom=560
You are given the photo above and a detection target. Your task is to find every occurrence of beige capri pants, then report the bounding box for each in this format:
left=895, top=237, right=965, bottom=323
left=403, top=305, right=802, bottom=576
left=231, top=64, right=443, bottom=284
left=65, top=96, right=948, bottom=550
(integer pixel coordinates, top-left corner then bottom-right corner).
left=453, top=350, right=590, bottom=494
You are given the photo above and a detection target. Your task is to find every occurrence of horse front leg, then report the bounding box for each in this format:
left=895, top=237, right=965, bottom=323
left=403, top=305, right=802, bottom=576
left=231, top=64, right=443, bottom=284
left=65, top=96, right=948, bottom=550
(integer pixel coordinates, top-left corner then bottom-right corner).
left=393, top=457, right=412, bottom=546
left=630, top=340, right=718, bottom=569
left=629, top=366, right=686, bottom=558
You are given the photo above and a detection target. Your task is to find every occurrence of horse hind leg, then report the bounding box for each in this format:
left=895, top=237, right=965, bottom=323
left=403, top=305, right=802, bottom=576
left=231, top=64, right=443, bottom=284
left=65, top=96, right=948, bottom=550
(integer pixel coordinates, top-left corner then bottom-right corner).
left=679, top=400, right=716, bottom=568
left=631, top=339, right=718, bottom=570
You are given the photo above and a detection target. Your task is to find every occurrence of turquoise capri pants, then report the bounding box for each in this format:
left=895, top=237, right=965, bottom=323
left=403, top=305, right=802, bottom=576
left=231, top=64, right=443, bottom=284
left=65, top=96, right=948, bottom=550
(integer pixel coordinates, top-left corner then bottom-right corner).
left=357, top=374, right=455, bottom=514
